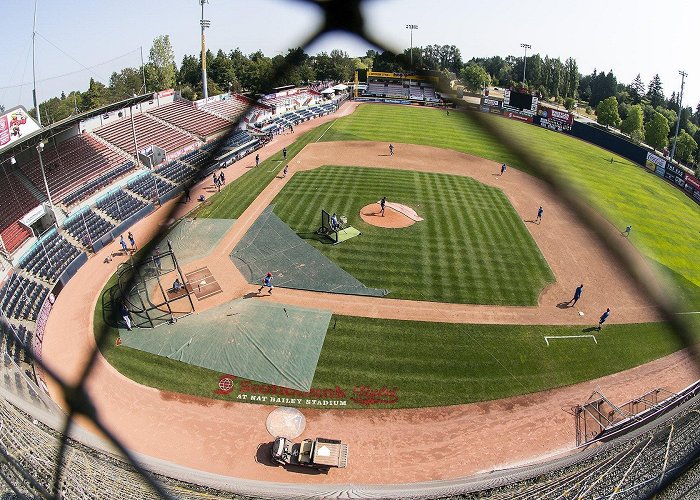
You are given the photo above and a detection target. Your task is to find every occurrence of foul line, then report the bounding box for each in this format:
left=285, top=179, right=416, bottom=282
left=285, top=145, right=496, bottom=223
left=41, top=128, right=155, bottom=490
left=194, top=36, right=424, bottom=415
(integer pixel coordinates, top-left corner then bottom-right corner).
left=268, top=160, right=284, bottom=172
left=676, top=311, right=700, bottom=315
left=315, top=119, right=336, bottom=143
left=544, top=335, right=597, bottom=346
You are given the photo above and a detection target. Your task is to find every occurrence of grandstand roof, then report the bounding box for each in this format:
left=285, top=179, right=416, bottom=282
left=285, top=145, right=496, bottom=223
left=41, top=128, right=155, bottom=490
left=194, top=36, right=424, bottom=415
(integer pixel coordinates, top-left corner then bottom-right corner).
left=0, top=94, right=155, bottom=159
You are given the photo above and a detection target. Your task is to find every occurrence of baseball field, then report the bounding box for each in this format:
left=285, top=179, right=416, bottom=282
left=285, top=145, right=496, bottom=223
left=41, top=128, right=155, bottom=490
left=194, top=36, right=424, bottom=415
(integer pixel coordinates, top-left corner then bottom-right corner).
left=94, top=103, right=700, bottom=410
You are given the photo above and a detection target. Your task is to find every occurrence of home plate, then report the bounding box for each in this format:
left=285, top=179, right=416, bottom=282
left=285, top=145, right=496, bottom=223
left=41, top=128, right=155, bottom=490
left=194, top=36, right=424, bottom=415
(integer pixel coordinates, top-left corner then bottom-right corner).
left=578, top=311, right=585, bottom=316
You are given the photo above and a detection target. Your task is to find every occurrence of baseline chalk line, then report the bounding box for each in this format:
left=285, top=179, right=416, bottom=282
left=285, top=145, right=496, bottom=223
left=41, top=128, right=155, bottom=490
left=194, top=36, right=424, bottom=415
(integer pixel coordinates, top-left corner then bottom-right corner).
left=544, top=335, right=598, bottom=346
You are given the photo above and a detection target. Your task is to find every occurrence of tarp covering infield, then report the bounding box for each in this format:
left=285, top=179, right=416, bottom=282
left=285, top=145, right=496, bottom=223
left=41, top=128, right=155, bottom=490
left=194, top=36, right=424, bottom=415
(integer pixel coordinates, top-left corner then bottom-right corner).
left=230, top=205, right=388, bottom=296
left=157, top=218, right=235, bottom=265
left=119, top=298, right=331, bottom=392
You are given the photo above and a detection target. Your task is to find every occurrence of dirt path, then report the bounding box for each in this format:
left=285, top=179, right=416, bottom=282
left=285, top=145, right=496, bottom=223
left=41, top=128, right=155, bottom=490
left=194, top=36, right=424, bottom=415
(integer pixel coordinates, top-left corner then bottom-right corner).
left=39, top=102, right=700, bottom=487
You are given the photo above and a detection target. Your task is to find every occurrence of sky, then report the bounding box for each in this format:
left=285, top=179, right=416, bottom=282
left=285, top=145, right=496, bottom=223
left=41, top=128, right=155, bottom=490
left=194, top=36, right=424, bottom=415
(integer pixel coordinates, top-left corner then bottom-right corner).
left=2, top=0, right=699, bottom=113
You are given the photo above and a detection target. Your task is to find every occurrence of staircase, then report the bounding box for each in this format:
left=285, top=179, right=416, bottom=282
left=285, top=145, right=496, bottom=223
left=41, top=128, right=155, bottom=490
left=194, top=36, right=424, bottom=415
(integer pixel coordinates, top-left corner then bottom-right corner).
left=12, top=170, right=47, bottom=204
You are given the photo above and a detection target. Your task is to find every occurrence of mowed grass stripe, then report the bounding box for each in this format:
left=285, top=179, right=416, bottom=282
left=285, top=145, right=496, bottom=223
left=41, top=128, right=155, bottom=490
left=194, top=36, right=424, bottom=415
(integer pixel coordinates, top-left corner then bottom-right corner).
left=321, top=103, right=700, bottom=308
left=272, top=166, right=553, bottom=305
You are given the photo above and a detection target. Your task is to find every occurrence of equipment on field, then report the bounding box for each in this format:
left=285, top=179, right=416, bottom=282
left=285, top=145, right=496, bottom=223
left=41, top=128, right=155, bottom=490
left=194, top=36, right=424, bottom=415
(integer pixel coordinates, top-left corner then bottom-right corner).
left=271, top=436, right=349, bottom=471
left=318, top=209, right=361, bottom=244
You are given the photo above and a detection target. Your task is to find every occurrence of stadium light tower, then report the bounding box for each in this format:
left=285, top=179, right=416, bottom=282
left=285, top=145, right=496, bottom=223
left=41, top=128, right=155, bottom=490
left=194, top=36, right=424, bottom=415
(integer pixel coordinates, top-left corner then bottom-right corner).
left=406, top=25, right=418, bottom=69
left=32, top=0, right=42, bottom=126
left=200, top=0, right=211, bottom=100
left=520, top=43, right=531, bottom=85
left=669, top=70, right=687, bottom=165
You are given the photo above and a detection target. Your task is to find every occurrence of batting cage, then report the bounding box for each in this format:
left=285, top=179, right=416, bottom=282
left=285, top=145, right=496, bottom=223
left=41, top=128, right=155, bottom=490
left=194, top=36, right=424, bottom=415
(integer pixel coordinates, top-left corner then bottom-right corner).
left=231, top=205, right=388, bottom=296
left=318, top=208, right=362, bottom=244
left=114, top=244, right=194, bottom=329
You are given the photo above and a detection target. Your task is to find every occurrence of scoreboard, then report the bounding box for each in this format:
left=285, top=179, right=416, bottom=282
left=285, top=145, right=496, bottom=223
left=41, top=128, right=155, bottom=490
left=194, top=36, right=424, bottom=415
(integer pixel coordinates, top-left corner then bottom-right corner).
left=503, top=89, right=538, bottom=115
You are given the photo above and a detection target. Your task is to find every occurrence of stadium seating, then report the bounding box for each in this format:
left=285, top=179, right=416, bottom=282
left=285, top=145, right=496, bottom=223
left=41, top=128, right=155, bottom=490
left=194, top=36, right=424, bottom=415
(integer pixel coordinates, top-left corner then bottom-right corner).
left=94, top=113, right=197, bottom=156
left=126, top=173, right=175, bottom=201
left=221, top=130, right=258, bottom=151
left=19, top=134, right=131, bottom=200
left=63, top=210, right=115, bottom=247
left=60, top=160, right=134, bottom=207
left=148, top=101, right=232, bottom=138
left=96, top=190, right=148, bottom=221
left=0, top=172, right=41, bottom=254
left=0, top=274, right=49, bottom=321
left=154, top=161, right=197, bottom=185
left=201, top=94, right=270, bottom=122
left=18, top=230, right=82, bottom=283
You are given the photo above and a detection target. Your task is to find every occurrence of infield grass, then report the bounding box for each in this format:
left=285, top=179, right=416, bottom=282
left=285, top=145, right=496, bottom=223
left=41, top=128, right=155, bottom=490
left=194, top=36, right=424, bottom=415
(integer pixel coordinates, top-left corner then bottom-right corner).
left=322, top=104, right=700, bottom=308
left=271, top=166, right=554, bottom=305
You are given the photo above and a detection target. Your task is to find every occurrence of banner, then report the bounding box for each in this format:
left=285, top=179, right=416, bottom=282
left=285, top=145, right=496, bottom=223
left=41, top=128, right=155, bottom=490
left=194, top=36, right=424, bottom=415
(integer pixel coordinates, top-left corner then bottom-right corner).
left=645, top=152, right=666, bottom=172
left=0, top=106, right=41, bottom=150
left=665, top=163, right=685, bottom=177
left=684, top=173, right=700, bottom=194
left=655, top=165, right=666, bottom=178
left=504, top=110, right=533, bottom=123
left=540, top=108, right=574, bottom=125
left=664, top=170, right=686, bottom=188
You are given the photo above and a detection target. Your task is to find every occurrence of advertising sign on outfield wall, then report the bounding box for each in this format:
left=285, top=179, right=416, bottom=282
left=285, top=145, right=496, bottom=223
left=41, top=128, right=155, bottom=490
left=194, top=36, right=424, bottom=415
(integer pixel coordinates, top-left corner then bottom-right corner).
left=540, top=108, right=574, bottom=126
left=504, top=111, right=533, bottom=123
left=684, top=173, right=700, bottom=194
left=646, top=152, right=667, bottom=172
left=655, top=165, right=666, bottom=178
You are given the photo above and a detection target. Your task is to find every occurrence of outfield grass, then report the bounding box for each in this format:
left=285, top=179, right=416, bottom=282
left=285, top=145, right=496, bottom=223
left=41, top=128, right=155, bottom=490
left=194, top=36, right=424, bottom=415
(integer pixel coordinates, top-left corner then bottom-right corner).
left=272, top=166, right=554, bottom=305
left=322, top=104, right=700, bottom=308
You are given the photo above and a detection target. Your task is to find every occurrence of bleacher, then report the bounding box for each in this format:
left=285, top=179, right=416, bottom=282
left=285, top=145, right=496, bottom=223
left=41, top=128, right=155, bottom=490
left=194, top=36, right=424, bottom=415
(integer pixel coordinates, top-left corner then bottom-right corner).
left=94, top=113, right=197, bottom=156
left=0, top=274, right=49, bottom=322
left=126, top=173, right=174, bottom=201
left=221, top=130, right=258, bottom=152
left=0, top=172, right=41, bottom=254
left=148, top=101, right=232, bottom=139
left=201, top=94, right=269, bottom=122
left=63, top=210, right=115, bottom=247
left=96, top=190, right=148, bottom=221
left=18, top=230, right=82, bottom=283
left=154, top=161, right=196, bottom=185
left=19, top=134, right=130, bottom=201
left=262, top=90, right=318, bottom=109
left=61, top=160, right=134, bottom=207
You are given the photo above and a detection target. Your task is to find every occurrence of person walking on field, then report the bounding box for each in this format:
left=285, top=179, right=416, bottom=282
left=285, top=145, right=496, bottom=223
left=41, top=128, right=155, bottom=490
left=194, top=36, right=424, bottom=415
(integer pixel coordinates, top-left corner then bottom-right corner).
left=255, top=153, right=260, bottom=167
left=220, top=171, right=225, bottom=185
left=389, top=144, right=394, bottom=156
left=120, top=300, right=132, bottom=331
left=127, top=231, right=136, bottom=252
left=536, top=206, right=543, bottom=224
left=500, top=163, right=507, bottom=176
left=283, top=165, right=289, bottom=178
left=597, top=308, right=610, bottom=331
left=380, top=196, right=386, bottom=217
left=623, top=225, right=632, bottom=237
left=568, top=284, right=584, bottom=307
left=258, top=272, right=273, bottom=295
left=119, top=235, right=128, bottom=254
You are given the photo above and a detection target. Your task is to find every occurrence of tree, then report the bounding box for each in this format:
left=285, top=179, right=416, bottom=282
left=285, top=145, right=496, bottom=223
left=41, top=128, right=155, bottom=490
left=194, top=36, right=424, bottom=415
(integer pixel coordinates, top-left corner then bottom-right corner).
left=620, top=104, right=645, bottom=142
left=83, top=78, right=109, bottom=110
left=563, top=57, right=579, bottom=98
left=564, top=97, right=576, bottom=111
left=656, top=106, right=677, bottom=130
left=674, top=130, right=698, bottom=163
left=647, top=74, right=664, bottom=108
left=589, top=70, right=617, bottom=107
left=460, top=63, right=490, bottom=92
left=178, top=54, right=201, bottom=88
left=109, top=67, right=144, bottom=100
left=596, top=96, right=621, bottom=128
left=209, top=49, right=238, bottom=91
left=148, top=35, right=176, bottom=91
left=645, top=111, right=670, bottom=150
left=629, top=74, right=645, bottom=104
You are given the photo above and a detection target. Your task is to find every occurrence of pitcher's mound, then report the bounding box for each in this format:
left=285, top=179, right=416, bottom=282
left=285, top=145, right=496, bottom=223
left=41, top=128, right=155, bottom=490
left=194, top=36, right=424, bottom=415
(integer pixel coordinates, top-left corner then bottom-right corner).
left=360, top=203, right=416, bottom=228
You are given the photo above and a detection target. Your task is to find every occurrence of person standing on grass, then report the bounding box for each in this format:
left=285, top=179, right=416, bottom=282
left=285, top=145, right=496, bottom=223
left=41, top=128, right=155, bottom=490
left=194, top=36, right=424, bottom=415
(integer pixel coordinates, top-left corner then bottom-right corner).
left=623, top=225, right=632, bottom=237
left=500, top=163, right=507, bottom=176
left=119, top=235, right=128, bottom=254
left=389, top=144, right=394, bottom=156
left=569, top=284, right=584, bottom=307
left=380, top=197, right=386, bottom=217
left=255, top=153, right=260, bottom=167
left=597, top=308, right=610, bottom=331
left=258, top=272, right=273, bottom=295
left=283, top=147, right=287, bottom=160
left=128, top=231, right=136, bottom=252
left=536, top=206, right=543, bottom=224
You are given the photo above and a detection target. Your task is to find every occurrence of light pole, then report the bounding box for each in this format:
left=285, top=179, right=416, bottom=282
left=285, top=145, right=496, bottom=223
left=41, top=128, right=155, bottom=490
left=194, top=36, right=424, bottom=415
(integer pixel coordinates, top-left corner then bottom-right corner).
left=36, top=142, right=54, bottom=209
left=200, top=0, right=210, bottom=100
left=520, top=43, right=531, bottom=85
left=406, top=25, right=418, bottom=70
left=669, top=70, right=687, bottom=165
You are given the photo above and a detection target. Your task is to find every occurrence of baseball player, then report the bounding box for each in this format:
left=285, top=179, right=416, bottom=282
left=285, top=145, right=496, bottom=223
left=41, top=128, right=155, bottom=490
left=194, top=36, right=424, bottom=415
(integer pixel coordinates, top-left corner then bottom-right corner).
left=500, top=163, right=507, bottom=176
left=623, top=225, right=632, bottom=237
left=569, top=284, right=583, bottom=307
left=389, top=144, right=394, bottom=156
left=597, top=308, right=610, bottom=331
left=258, top=272, right=273, bottom=295
left=536, top=206, right=543, bottom=224
left=380, top=196, right=386, bottom=217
